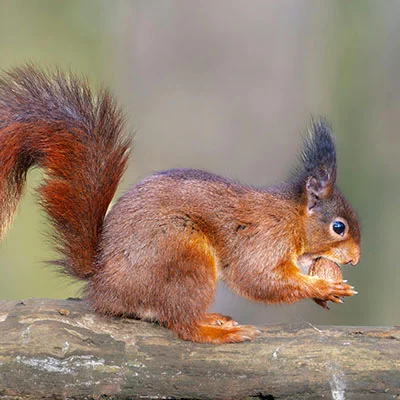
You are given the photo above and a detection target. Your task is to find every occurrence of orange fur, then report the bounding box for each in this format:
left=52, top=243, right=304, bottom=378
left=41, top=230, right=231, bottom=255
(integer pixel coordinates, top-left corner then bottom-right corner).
left=0, top=66, right=361, bottom=344
left=0, top=67, right=130, bottom=278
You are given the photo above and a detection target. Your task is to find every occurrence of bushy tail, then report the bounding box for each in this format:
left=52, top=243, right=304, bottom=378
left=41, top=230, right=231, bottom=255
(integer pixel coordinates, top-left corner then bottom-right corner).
left=0, top=65, right=131, bottom=278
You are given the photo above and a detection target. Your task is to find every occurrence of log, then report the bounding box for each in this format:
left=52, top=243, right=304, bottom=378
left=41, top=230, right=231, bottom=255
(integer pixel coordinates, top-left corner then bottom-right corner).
left=0, top=298, right=398, bottom=399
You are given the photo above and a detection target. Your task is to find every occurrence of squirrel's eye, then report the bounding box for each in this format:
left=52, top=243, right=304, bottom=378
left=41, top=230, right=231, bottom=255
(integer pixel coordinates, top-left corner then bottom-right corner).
left=332, top=220, right=346, bottom=236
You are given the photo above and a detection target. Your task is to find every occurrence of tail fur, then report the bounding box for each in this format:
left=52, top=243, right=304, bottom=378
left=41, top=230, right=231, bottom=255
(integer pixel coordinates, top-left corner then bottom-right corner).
left=0, top=65, right=131, bottom=278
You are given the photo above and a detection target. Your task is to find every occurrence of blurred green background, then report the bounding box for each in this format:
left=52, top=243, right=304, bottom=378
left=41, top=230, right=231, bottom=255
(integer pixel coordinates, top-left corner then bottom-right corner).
left=0, top=0, right=399, bottom=327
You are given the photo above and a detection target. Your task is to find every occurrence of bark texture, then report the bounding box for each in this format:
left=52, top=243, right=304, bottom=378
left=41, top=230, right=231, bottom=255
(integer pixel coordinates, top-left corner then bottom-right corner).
left=0, top=298, right=399, bottom=399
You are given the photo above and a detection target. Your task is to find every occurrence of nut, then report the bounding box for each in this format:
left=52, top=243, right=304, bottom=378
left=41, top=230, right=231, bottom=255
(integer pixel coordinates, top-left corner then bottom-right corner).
left=309, top=257, right=342, bottom=281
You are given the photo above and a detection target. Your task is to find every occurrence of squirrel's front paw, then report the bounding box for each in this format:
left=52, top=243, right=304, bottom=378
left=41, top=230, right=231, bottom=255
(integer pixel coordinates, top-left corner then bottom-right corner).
left=315, top=279, right=357, bottom=305
left=308, top=257, right=357, bottom=308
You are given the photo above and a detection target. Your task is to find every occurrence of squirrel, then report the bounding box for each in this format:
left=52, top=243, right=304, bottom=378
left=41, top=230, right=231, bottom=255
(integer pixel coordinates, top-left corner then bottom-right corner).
left=0, top=66, right=361, bottom=344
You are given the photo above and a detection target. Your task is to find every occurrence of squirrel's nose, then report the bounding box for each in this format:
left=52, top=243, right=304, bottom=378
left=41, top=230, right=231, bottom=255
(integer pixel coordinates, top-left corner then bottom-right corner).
left=349, top=252, right=360, bottom=266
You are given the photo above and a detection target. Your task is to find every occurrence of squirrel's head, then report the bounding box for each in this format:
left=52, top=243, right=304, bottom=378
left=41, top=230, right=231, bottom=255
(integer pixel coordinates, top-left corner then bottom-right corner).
left=293, top=119, right=361, bottom=266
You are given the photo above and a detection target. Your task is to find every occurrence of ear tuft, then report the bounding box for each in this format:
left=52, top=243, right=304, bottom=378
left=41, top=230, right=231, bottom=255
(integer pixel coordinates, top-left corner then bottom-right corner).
left=291, top=118, right=337, bottom=210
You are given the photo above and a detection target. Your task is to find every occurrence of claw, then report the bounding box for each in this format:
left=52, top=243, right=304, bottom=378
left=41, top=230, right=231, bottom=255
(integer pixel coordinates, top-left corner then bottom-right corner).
left=313, top=298, right=329, bottom=309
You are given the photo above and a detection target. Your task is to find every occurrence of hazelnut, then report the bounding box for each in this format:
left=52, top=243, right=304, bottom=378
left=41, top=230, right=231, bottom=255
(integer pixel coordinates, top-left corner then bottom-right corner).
left=309, top=257, right=342, bottom=281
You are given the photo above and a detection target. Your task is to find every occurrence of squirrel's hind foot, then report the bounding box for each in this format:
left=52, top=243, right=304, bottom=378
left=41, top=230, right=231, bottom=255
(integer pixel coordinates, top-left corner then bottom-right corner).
left=200, top=312, right=238, bottom=326
left=172, top=313, right=260, bottom=344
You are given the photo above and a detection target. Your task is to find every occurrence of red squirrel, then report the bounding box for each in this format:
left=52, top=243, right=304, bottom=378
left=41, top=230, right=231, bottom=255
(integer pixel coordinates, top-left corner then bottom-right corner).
left=0, top=66, right=360, bottom=344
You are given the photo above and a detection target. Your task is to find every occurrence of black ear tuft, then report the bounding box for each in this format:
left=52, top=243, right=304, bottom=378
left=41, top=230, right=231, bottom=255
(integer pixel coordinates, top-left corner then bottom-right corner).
left=292, top=118, right=337, bottom=211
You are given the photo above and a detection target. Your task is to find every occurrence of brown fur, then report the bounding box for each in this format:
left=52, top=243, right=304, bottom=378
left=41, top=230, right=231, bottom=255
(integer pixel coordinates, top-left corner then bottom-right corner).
left=0, top=66, right=130, bottom=278
left=0, top=66, right=361, bottom=344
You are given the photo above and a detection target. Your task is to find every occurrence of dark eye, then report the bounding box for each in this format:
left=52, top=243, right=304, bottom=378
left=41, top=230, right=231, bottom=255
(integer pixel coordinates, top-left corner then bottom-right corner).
left=332, top=220, right=346, bottom=236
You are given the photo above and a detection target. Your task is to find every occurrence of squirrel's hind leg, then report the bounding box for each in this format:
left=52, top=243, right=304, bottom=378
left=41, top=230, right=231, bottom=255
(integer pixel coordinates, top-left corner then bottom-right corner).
left=146, top=233, right=259, bottom=344
left=92, top=228, right=260, bottom=343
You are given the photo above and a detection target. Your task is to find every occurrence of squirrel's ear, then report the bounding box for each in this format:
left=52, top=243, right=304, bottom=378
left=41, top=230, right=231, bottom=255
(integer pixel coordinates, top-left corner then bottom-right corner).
left=305, top=166, right=336, bottom=212
left=295, top=118, right=337, bottom=213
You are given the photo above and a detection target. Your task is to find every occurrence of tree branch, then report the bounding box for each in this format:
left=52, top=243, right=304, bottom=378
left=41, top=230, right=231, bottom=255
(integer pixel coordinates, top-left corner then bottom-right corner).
left=0, top=298, right=398, bottom=399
